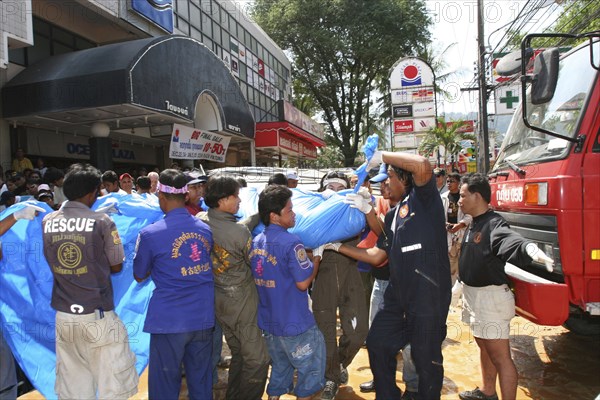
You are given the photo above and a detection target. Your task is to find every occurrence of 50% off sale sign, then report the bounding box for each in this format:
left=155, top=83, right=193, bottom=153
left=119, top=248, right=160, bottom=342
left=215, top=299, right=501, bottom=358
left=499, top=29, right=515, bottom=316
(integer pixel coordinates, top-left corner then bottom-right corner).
left=169, top=123, right=232, bottom=162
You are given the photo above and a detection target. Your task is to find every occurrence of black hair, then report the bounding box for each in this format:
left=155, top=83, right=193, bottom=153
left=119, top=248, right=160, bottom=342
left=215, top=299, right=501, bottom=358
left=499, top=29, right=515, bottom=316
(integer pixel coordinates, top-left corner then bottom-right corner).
left=159, top=169, right=188, bottom=201
left=447, top=172, right=461, bottom=182
left=63, top=163, right=101, bottom=200
left=44, top=167, right=64, bottom=184
left=319, top=171, right=350, bottom=191
left=389, top=165, right=414, bottom=193
left=136, top=176, right=151, bottom=190
left=204, top=175, right=240, bottom=209
left=236, top=177, right=247, bottom=188
left=461, top=173, right=491, bottom=203
left=101, top=170, right=118, bottom=184
left=268, top=173, right=288, bottom=186
left=259, top=185, right=292, bottom=226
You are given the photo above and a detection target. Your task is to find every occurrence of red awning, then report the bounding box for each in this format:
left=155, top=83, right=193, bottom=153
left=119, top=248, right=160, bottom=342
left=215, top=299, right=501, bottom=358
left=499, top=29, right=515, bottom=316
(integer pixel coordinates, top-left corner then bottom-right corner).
left=255, top=121, right=326, bottom=147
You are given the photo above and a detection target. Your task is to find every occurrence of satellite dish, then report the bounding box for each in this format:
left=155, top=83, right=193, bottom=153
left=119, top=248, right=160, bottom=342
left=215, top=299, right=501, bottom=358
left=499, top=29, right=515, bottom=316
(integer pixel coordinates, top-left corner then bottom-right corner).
left=495, top=48, right=534, bottom=76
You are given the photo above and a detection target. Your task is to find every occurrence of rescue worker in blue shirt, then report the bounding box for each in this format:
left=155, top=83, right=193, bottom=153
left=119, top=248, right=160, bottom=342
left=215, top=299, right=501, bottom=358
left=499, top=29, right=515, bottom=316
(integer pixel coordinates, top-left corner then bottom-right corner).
left=326, top=151, right=451, bottom=400
left=133, top=169, right=215, bottom=400
left=249, top=185, right=326, bottom=400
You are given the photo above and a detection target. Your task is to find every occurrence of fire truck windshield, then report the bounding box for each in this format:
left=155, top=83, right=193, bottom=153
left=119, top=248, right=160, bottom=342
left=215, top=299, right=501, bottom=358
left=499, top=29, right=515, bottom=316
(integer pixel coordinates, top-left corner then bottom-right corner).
left=494, top=40, right=599, bottom=170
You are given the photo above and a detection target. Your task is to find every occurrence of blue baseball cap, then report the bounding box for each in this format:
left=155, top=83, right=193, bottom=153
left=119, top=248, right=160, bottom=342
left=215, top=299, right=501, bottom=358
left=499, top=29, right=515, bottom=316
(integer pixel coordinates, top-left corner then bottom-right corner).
left=369, top=163, right=388, bottom=183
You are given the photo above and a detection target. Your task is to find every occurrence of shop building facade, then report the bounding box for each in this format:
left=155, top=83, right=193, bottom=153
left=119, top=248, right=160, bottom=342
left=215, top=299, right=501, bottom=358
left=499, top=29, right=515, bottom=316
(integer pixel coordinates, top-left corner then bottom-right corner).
left=0, top=0, right=323, bottom=173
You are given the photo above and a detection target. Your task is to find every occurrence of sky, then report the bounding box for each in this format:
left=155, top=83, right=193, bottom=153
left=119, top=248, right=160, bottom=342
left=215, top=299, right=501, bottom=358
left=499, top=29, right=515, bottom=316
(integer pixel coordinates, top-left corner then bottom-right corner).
left=424, top=0, right=563, bottom=115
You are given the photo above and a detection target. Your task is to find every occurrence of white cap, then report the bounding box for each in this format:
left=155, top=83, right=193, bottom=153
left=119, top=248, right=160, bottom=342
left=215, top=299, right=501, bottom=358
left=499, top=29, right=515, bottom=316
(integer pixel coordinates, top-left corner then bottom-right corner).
left=37, top=184, right=51, bottom=192
left=286, top=171, right=298, bottom=180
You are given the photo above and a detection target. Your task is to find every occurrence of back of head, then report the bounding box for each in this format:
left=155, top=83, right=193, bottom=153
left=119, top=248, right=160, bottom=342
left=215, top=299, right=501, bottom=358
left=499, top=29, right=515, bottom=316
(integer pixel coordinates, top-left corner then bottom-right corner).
left=159, top=169, right=188, bottom=201
left=268, top=173, right=288, bottom=186
left=259, top=185, right=292, bottom=226
left=236, top=177, right=247, bottom=188
left=204, top=174, right=240, bottom=208
left=44, top=167, right=64, bottom=184
left=63, top=163, right=101, bottom=201
left=136, top=176, right=151, bottom=190
left=461, top=173, right=491, bottom=203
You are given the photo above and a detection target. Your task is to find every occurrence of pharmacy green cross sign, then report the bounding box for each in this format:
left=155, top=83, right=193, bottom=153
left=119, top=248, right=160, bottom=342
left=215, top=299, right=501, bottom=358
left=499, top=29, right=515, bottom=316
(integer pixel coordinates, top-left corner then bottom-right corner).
left=500, top=90, right=519, bottom=108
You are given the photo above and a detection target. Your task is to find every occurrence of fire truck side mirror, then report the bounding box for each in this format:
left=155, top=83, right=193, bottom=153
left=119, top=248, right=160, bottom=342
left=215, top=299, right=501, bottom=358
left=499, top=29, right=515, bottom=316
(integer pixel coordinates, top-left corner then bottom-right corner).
left=531, top=48, right=560, bottom=105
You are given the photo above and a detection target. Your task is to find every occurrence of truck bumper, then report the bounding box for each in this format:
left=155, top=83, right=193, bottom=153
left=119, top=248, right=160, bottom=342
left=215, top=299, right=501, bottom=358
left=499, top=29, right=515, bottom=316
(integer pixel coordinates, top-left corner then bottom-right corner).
left=505, top=263, right=570, bottom=325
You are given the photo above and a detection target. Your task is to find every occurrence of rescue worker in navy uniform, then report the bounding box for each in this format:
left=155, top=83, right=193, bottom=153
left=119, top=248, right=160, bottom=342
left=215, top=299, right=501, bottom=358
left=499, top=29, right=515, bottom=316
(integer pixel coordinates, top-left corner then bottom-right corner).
left=133, top=169, right=215, bottom=400
left=42, top=163, right=138, bottom=399
left=326, top=151, right=451, bottom=400
left=457, top=173, right=553, bottom=400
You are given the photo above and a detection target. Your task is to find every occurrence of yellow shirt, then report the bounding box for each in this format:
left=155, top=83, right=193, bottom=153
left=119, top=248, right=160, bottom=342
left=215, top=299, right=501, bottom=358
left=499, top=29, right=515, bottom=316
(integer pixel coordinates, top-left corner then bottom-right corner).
left=12, top=158, right=33, bottom=173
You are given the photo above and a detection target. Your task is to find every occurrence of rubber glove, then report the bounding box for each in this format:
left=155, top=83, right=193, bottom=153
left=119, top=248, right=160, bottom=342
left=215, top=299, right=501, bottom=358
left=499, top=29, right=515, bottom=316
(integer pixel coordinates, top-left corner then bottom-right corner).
left=13, top=205, right=46, bottom=220
left=526, top=243, right=554, bottom=272
left=344, top=193, right=373, bottom=214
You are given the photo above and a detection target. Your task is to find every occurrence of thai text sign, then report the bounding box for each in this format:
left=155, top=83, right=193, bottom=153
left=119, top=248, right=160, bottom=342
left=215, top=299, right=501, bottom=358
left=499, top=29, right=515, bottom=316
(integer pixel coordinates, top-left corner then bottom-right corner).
left=169, top=123, right=231, bottom=162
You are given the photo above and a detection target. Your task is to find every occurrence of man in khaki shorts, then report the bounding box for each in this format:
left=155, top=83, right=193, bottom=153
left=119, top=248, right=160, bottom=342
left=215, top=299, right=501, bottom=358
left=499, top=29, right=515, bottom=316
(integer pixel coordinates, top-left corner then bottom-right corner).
left=42, top=163, right=138, bottom=399
left=457, top=173, right=553, bottom=400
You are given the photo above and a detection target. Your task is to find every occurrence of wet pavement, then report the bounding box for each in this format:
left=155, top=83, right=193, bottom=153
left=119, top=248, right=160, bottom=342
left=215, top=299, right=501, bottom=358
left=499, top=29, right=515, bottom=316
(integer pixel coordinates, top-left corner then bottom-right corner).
left=19, top=305, right=600, bottom=399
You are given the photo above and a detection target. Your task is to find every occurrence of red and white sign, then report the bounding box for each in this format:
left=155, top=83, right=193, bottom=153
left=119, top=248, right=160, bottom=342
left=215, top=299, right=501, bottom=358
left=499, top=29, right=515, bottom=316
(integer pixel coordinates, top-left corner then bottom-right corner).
left=411, top=88, right=434, bottom=103
left=169, top=124, right=231, bottom=162
left=390, top=57, right=434, bottom=89
left=258, top=58, right=265, bottom=77
left=443, top=120, right=475, bottom=133
left=394, top=119, right=414, bottom=134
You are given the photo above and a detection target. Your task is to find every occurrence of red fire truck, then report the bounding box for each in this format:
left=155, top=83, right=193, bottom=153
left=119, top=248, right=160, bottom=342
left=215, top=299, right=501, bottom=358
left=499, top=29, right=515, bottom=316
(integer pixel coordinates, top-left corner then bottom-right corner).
left=491, top=32, right=600, bottom=334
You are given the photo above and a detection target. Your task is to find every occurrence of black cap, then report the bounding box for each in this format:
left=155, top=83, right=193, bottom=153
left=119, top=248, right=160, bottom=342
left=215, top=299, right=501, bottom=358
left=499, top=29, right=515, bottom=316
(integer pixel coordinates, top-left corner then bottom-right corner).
left=185, top=172, right=208, bottom=185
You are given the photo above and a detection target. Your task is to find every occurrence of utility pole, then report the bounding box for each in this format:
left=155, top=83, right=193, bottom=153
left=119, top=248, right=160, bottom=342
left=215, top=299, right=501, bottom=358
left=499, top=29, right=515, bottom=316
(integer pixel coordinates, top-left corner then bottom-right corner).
left=477, top=0, right=490, bottom=174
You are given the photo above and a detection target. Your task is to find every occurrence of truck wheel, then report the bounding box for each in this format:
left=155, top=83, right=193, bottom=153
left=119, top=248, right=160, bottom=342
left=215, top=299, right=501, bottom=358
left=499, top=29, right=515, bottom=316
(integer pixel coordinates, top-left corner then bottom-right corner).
left=563, top=313, right=600, bottom=336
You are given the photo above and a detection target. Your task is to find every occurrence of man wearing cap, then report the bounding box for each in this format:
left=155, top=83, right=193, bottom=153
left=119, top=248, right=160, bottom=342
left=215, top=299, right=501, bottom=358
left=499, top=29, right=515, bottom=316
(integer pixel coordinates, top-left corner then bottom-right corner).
left=286, top=171, right=299, bottom=188
left=36, top=184, right=58, bottom=210
left=42, top=163, right=138, bottom=399
left=185, top=173, right=208, bottom=215
left=434, top=168, right=448, bottom=195
left=311, top=171, right=369, bottom=400
left=133, top=169, right=214, bottom=399
left=119, top=173, right=135, bottom=194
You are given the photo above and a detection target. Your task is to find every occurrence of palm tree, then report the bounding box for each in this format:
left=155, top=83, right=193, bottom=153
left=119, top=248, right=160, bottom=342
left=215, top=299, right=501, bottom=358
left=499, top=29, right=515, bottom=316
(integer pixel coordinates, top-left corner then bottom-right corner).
left=419, top=117, right=476, bottom=169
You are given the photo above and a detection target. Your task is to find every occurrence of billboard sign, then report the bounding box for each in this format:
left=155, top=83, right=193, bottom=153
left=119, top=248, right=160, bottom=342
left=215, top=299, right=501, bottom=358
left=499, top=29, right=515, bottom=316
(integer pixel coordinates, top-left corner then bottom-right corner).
left=393, top=119, right=414, bottom=134
left=390, top=57, right=434, bottom=88
left=411, top=102, right=435, bottom=117
left=393, top=105, right=413, bottom=118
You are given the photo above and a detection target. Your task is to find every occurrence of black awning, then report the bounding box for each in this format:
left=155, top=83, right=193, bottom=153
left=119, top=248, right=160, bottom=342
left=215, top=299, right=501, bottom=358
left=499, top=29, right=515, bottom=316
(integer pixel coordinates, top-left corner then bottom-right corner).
left=2, top=35, right=254, bottom=138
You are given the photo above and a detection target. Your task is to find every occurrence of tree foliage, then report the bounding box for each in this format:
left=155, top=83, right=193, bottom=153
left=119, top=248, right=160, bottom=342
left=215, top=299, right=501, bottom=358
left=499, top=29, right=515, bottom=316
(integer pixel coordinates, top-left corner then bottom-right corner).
left=418, top=117, right=476, bottom=167
left=252, top=0, right=431, bottom=166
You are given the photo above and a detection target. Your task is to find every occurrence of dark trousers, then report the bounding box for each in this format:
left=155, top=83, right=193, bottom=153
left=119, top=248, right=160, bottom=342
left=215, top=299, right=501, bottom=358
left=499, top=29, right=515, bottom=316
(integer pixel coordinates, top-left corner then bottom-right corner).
left=312, top=257, right=369, bottom=384
left=149, top=329, right=213, bottom=400
left=366, top=287, right=447, bottom=400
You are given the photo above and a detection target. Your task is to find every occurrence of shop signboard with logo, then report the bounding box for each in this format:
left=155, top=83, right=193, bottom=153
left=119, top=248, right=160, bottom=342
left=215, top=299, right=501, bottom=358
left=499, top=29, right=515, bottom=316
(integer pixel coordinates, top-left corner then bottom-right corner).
left=131, top=0, right=173, bottom=33
left=393, top=105, right=413, bottom=118
left=495, top=84, right=521, bottom=115
left=26, top=128, right=157, bottom=165
left=389, top=56, right=436, bottom=150
left=169, top=123, right=231, bottom=162
left=393, top=120, right=414, bottom=134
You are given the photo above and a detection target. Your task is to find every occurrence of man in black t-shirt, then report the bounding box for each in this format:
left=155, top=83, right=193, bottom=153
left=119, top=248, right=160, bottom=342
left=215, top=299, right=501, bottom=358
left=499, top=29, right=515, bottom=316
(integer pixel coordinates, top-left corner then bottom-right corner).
left=457, top=173, right=553, bottom=400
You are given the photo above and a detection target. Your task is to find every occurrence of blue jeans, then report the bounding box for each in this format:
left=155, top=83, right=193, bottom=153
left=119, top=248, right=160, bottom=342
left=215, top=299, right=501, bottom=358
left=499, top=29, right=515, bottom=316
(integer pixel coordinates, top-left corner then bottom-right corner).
left=263, top=325, right=326, bottom=398
left=149, top=329, right=213, bottom=400
left=369, top=279, right=418, bottom=392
